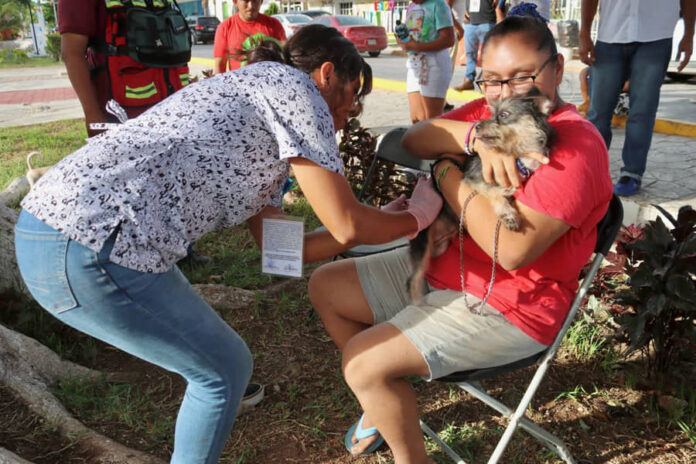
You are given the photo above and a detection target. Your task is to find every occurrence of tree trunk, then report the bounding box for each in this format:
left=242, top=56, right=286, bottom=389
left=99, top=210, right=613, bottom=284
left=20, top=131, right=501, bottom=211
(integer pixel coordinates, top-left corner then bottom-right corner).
left=0, top=177, right=164, bottom=464
left=0, top=183, right=29, bottom=297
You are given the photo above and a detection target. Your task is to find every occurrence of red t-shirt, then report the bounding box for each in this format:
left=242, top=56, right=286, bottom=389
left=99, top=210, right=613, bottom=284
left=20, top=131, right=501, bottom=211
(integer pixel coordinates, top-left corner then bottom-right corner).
left=57, top=0, right=146, bottom=119
left=426, top=98, right=613, bottom=345
left=213, top=14, right=286, bottom=71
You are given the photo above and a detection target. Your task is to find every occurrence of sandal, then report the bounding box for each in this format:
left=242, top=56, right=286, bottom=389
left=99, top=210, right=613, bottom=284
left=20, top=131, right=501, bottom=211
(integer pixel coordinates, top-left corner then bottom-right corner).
left=344, top=413, right=385, bottom=456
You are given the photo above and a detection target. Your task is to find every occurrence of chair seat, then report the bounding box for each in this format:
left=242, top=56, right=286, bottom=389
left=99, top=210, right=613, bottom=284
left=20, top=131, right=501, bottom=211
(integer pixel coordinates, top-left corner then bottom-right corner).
left=434, top=349, right=547, bottom=383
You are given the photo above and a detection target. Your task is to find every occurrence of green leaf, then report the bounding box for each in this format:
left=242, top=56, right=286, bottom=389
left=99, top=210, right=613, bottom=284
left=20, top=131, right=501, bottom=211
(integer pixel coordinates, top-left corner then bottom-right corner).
left=624, top=312, right=648, bottom=351
left=666, top=275, right=696, bottom=304
left=645, top=294, right=668, bottom=316
left=677, top=234, right=696, bottom=258
left=633, top=218, right=673, bottom=254
left=630, top=264, right=656, bottom=288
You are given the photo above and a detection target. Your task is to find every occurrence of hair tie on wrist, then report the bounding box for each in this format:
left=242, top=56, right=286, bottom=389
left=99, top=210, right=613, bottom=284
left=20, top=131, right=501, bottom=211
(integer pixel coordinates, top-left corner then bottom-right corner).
left=464, top=122, right=478, bottom=156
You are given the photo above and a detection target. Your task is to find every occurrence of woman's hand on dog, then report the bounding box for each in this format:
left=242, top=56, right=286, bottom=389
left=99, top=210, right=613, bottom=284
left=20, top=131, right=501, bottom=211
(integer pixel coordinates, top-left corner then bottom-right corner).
left=474, top=137, right=549, bottom=189
left=381, top=194, right=409, bottom=212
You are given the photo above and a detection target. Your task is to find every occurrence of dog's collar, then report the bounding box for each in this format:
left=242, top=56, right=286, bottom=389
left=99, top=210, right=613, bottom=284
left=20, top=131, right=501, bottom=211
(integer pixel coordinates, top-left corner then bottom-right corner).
left=516, top=159, right=531, bottom=179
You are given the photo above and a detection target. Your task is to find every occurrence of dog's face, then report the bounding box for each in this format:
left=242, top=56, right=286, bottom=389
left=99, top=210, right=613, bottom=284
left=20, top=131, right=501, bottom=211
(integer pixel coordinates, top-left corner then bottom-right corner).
left=476, top=89, right=555, bottom=157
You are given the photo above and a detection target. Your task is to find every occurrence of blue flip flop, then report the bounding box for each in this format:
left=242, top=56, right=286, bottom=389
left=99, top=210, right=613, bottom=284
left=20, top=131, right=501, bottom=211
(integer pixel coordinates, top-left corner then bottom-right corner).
left=344, top=413, right=385, bottom=456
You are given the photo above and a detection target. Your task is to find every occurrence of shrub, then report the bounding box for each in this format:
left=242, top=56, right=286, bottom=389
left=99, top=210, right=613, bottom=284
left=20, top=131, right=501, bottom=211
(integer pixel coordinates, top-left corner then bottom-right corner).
left=46, top=33, right=61, bottom=61
left=339, top=119, right=416, bottom=207
left=263, top=2, right=280, bottom=15
left=0, top=48, right=29, bottom=65
left=615, top=205, right=696, bottom=380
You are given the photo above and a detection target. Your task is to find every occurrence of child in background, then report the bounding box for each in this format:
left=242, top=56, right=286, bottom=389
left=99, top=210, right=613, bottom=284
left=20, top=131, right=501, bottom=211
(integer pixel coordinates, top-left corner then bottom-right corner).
left=396, top=0, right=456, bottom=123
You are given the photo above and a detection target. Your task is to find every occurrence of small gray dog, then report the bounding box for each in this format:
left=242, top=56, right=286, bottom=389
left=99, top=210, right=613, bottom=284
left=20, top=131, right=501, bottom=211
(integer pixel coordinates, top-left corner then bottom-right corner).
left=408, top=89, right=555, bottom=301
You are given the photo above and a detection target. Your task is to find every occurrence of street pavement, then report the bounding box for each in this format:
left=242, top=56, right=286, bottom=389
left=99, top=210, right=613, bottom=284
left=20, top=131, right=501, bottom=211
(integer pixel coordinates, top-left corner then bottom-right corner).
left=0, top=56, right=694, bottom=225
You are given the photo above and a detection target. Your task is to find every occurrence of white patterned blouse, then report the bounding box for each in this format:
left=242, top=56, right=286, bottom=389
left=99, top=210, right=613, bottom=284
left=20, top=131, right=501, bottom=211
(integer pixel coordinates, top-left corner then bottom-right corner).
left=22, top=61, right=342, bottom=273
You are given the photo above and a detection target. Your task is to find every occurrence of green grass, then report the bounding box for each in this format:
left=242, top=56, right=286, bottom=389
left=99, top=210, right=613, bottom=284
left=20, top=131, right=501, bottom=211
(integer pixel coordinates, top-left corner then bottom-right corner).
left=0, top=295, right=100, bottom=365
left=180, top=193, right=321, bottom=289
left=0, top=54, right=59, bottom=68
left=425, top=422, right=502, bottom=463
left=0, top=119, right=86, bottom=190
left=54, top=377, right=175, bottom=449
left=181, top=225, right=276, bottom=290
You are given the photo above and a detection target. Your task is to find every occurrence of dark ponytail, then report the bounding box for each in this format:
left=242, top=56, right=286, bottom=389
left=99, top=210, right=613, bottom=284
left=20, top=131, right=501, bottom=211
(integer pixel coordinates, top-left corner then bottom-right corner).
left=482, top=15, right=557, bottom=56
left=246, top=24, right=372, bottom=103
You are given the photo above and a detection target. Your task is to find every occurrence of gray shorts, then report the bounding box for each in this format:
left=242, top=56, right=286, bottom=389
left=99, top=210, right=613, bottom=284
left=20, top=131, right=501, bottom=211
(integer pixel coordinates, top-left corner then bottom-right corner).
left=355, top=247, right=548, bottom=381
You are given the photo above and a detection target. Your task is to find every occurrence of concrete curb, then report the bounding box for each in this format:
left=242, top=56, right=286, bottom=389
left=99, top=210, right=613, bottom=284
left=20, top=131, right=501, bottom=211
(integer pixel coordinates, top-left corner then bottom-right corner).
left=188, top=56, right=696, bottom=138
left=612, top=115, right=696, bottom=139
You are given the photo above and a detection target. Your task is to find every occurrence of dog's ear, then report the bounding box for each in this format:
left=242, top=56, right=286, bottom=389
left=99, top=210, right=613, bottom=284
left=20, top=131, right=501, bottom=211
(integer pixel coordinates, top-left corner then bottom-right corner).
left=533, top=96, right=554, bottom=116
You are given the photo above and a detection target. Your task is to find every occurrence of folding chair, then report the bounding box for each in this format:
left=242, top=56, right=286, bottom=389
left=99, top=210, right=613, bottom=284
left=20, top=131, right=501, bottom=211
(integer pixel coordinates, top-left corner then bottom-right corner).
left=420, top=194, right=624, bottom=464
left=341, top=126, right=433, bottom=258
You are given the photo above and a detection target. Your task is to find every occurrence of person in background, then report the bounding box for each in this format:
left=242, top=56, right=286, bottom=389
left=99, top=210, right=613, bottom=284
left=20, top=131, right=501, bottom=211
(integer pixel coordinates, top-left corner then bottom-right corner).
left=452, top=0, right=498, bottom=91
left=15, top=25, right=442, bottom=464
left=580, top=0, right=695, bottom=197
left=396, top=0, right=456, bottom=122
left=444, top=0, right=466, bottom=111
left=213, top=0, right=286, bottom=74
left=58, top=0, right=190, bottom=137
left=505, top=0, right=551, bottom=21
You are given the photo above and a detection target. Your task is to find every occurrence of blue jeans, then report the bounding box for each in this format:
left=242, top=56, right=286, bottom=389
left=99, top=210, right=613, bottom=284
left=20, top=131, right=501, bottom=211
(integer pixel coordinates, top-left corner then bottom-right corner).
left=14, top=210, right=252, bottom=464
left=463, top=22, right=493, bottom=81
left=587, top=39, right=672, bottom=181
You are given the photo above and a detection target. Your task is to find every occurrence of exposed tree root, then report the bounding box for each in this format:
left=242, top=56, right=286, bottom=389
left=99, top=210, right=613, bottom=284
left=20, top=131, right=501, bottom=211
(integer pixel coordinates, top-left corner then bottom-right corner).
left=1, top=178, right=166, bottom=463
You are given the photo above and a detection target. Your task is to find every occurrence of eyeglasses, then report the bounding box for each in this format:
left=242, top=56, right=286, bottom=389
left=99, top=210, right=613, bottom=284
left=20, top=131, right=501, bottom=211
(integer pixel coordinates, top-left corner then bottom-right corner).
left=475, top=54, right=558, bottom=96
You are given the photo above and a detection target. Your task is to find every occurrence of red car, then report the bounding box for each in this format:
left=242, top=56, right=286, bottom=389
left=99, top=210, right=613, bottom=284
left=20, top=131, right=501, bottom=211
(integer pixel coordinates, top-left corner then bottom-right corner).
left=309, top=15, right=388, bottom=57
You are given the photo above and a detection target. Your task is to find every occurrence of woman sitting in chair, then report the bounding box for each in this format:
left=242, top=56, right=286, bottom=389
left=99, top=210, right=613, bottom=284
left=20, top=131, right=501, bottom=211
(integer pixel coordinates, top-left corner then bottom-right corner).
left=308, top=15, right=612, bottom=463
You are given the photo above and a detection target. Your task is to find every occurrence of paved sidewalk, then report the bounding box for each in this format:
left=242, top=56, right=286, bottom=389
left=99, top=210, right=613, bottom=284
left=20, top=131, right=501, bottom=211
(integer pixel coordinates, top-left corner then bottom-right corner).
left=1, top=62, right=694, bottom=225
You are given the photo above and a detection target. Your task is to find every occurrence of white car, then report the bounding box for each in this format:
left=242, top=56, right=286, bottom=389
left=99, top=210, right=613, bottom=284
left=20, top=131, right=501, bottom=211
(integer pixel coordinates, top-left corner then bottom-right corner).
left=272, top=14, right=312, bottom=38
left=668, top=20, right=696, bottom=80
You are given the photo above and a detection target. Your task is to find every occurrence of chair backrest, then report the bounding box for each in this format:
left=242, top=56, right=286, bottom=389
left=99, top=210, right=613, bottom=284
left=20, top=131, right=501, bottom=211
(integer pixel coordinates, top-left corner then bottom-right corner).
left=357, top=127, right=433, bottom=201
left=595, top=194, right=624, bottom=255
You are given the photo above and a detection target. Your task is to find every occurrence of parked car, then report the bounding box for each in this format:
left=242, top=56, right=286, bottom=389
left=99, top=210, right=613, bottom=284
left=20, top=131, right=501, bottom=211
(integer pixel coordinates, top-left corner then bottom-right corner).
left=272, top=13, right=312, bottom=38
left=298, top=9, right=331, bottom=18
left=308, top=15, right=387, bottom=57
left=186, top=16, right=220, bottom=45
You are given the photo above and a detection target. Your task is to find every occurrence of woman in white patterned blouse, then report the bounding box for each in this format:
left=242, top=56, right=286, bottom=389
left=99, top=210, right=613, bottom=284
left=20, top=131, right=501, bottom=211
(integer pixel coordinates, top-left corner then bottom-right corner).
left=15, top=25, right=442, bottom=464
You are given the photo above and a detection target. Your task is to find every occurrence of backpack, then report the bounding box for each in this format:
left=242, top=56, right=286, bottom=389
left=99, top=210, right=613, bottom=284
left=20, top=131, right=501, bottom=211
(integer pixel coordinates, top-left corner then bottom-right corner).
left=96, top=0, right=191, bottom=108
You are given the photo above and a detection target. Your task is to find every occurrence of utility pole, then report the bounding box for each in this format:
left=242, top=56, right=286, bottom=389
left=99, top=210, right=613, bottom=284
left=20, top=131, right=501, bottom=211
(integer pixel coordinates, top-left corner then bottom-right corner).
left=25, top=0, right=39, bottom=56
left=51, top=0, right=58, bottom=25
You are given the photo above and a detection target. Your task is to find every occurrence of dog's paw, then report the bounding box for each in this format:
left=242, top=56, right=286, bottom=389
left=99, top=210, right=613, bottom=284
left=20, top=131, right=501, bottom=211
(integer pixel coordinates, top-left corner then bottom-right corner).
left=501, top=213, right=520, bottom=231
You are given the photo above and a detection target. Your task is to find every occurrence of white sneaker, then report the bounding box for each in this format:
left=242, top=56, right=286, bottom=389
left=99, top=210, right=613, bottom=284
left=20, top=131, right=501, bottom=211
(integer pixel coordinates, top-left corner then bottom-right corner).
left=238, top=383, right=264, bottom=415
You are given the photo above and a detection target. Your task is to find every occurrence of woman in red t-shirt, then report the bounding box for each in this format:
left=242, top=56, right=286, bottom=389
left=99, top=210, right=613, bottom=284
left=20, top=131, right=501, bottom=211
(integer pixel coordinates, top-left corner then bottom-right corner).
left=308, top=15, right=612, bottom=462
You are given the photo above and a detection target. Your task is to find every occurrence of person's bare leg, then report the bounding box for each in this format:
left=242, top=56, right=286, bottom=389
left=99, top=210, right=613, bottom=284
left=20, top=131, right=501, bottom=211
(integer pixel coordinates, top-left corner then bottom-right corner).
left=408, top=92, right=426, bottom=124
left=308, top=258, right=374, bottom=351
left=342, top=322, right=434, bottom=463
left=423, top=96, right=446, bottom=119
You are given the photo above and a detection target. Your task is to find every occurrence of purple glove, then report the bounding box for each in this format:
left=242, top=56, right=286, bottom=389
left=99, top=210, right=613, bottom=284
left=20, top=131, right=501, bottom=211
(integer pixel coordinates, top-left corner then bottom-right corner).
left=406, top=177, right=443, bottom=238
left=381, top=194, right=409, bottom=212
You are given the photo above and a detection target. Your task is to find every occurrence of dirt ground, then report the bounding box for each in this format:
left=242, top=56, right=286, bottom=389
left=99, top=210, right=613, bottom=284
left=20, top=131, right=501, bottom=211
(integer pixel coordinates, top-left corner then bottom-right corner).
left=1, top=276, right=694, bottom=464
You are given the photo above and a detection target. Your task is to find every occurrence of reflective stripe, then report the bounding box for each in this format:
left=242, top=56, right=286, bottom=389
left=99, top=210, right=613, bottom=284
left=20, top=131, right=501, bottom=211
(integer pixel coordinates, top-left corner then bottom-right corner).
left=125, top=83, right=158, bottom=99
left=179, top=73, right=189, bottom=86
left=152, top=0, right=165, bottom=6
left=132, top=0, right=147, bottom=6
left=105, top=0, right=122, bottom=7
